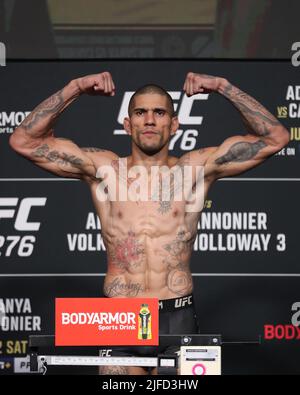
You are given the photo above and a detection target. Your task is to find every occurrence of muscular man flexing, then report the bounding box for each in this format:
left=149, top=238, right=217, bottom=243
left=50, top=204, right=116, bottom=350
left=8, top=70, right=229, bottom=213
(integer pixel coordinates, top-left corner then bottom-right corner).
left=9, top=71, right=289, bottom=374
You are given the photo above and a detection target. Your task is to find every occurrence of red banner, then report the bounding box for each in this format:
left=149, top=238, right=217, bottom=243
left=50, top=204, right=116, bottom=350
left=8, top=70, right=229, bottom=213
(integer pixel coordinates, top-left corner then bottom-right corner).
left=55, top=298, right=159, bottom=346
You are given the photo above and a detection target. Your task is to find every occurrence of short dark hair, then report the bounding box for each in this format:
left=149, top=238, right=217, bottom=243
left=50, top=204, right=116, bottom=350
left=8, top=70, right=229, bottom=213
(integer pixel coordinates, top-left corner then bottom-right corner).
left=128, top=84, right=175, bottom=117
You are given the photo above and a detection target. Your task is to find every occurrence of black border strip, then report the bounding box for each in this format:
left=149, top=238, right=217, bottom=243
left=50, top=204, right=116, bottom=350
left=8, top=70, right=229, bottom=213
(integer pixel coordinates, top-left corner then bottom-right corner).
left=5, top=58, right=291, bottom=62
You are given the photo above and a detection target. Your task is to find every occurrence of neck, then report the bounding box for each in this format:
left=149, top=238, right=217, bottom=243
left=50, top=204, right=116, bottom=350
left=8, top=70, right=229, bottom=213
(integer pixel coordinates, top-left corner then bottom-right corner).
left=130, top=144, right=170, bottom=168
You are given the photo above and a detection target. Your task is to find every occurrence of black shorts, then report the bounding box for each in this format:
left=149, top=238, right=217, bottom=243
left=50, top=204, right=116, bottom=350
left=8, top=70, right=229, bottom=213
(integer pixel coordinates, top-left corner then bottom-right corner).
left=99, top=294, right=200, bottom=358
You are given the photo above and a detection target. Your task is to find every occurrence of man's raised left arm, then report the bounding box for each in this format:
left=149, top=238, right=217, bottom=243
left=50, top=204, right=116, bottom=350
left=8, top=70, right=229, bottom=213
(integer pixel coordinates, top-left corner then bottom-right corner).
left=183, top=72, right=290, bottom=178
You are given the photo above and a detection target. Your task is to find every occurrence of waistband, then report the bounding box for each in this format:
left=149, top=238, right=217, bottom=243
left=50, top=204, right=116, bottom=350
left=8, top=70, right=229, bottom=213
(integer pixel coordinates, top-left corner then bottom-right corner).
left=159, top=294, right=194, bottom=312
left=102, top=294, right=194, bottom=312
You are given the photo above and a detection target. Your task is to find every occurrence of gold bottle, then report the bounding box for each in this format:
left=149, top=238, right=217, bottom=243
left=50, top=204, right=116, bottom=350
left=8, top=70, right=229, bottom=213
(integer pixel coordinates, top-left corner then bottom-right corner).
left=138, top=303, right=152, bottom=340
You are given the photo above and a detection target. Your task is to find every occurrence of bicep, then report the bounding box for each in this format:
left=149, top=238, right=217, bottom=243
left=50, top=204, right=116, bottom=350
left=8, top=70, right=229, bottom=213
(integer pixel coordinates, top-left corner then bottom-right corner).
left=16, top=136, right=96, bottom=179
left=205, top=134, right=280, bottom=178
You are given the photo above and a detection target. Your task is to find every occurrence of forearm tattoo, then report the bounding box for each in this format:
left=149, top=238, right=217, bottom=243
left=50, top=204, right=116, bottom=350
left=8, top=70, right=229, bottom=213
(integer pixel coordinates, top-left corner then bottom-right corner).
left=222, top=83, right=280, bottom=137
left=21, top=90, right=64, bottom=133
left=215, top=140, right=267, bottom=165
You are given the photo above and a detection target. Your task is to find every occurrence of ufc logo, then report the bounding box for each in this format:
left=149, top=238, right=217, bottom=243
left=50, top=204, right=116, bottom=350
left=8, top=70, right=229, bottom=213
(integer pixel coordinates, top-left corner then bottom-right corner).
left=116, top=91, right=208, bottom=132
left=0, top=42, right=5, bottom=67
left=99, top=349, right=112, bottom=357
left=175, top=296, right=193, bottom=308
left=0, top=198, right=46, bottom=231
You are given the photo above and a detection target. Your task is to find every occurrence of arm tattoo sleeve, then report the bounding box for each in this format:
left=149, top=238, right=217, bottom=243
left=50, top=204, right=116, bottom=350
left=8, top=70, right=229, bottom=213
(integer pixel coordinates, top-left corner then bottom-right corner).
left=32, top=143, right=83, bottom=168
left=222, top=83, right=280, bottom=137
left=21, top=90, right=64, bottom=134
left=215, top=140, right=267, bottom=165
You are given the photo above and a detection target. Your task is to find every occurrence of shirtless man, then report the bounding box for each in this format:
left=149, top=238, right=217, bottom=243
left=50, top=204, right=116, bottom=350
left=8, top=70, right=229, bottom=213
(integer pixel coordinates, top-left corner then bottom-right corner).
left=9, top=71, right=289, bottom=375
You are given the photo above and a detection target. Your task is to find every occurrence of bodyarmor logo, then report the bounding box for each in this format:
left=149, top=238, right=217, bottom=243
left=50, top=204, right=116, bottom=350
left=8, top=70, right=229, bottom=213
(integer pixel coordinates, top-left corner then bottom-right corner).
left=0, top=42, right=6, bottom=67
left=0, top=112, right=31, bottom=127
left=264, top=302, right=300, bottom=340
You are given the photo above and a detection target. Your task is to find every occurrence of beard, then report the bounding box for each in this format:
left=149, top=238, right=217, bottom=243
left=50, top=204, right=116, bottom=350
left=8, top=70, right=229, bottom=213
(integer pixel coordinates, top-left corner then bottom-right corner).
left=134, top=132, right=168, bottom=155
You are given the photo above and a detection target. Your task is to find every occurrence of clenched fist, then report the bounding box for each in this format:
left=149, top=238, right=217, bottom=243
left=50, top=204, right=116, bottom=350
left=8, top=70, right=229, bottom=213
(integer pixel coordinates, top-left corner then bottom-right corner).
left=76, top=71, right=115, bottom=96
left=183, top=72, right=226, bottom=96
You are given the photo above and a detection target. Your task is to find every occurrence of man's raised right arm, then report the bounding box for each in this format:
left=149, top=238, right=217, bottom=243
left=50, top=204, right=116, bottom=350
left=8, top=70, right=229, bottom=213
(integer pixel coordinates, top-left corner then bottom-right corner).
left=9, top=72, right=116, bottom=181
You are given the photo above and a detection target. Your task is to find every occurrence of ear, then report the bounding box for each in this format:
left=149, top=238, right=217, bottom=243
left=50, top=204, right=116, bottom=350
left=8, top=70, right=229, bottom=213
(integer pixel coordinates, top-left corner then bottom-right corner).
left=123, top=117, right=132, bottom=135
left=170, top=116, right=179, bottom=136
